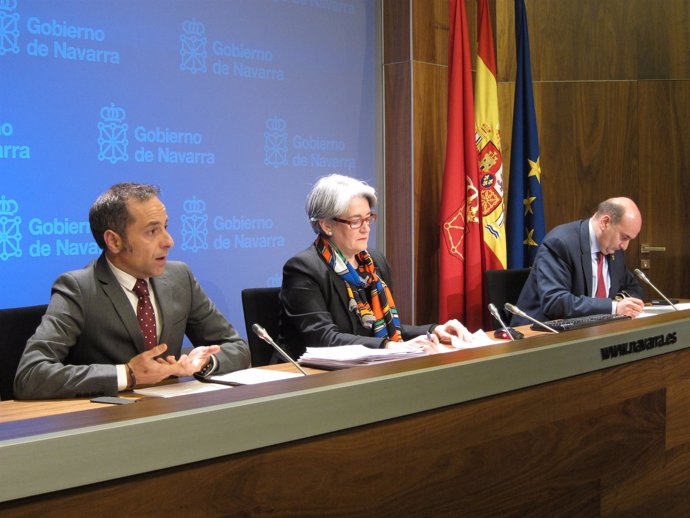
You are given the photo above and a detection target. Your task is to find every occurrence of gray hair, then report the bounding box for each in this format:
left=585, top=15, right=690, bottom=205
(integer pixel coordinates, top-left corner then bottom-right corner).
left=89, top=183, right=160, bottom=249
left=306, top=174, right=377, bottom=234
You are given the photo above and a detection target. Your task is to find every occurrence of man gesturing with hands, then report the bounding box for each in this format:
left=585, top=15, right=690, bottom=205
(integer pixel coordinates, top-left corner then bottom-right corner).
left=14, top=183, right=249, bottom=399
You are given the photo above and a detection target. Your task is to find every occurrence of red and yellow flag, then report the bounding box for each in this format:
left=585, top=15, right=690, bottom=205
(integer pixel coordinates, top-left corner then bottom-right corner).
left=475, top=0, right=507, bottom=271
left=439, top=0, right=484, bottom=330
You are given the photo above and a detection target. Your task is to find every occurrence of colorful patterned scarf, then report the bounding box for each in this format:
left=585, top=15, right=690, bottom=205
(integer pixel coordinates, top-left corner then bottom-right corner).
left=315, top=235, right=402, bottom=342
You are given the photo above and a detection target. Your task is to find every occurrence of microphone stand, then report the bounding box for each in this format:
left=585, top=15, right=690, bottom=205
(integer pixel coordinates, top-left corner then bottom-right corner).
left=634, top=269, right=679, bottom=311
left=488, top=303, right=515, bottom=341
left=252, top=323, right=309, bottom=375
left=504, top=303, right=559, bottom=334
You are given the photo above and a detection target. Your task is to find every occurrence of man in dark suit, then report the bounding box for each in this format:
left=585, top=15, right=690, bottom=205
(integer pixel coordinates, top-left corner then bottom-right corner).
left=14, top=183, right=250, bottom=399
left=511, top=197, right=645, bottom=326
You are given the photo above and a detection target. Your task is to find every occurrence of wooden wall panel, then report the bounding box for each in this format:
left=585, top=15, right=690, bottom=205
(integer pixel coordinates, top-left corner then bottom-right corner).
left=496, top=0, right=640, bottom=82
left=537, top=81, right=639, bottom=228
left=636, top=0, right=690, bottom=79
left=411, top=0, right=448, bottom=65
left=383, top=62, right=414, bottom=322
left=412, top=61, right=447, bottom=324
left=638, top=80, right=690, bottom=298
left=382, top=0, right=410, bottom=64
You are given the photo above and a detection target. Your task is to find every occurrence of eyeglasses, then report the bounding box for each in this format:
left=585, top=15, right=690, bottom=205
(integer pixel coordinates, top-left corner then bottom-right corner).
left=332, top=213, right=377, bottom=229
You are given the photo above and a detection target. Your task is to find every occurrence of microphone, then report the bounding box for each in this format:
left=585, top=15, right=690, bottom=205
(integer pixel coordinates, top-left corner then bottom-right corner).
left=504, top=303, right=559, bottom=333
left=251, top=323, right=308, bottom=375
left=488, top=303, right=515, bottom=341
left=633, top=269, right=679, bottom=311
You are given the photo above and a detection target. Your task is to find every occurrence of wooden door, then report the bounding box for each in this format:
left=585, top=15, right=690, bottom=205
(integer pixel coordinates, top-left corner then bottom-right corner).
left=638, top=80, right=690, bottom=299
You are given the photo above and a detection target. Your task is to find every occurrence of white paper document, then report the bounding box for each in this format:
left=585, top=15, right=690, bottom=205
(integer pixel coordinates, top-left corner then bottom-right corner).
left=639, top=302, right=690, bottom=317
left=207, top=367, right=304, bottom=385
left=134, top=380, right=231, bottom=398
left=133, top=368, right=304, bottom=397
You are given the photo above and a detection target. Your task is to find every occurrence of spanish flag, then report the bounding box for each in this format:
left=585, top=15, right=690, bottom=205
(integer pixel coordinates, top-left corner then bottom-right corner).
left=475, top=0, right=507, bottom=271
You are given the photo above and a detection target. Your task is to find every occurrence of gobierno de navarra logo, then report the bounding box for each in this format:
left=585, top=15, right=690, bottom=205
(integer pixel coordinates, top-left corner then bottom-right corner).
left=0, top=194, right=22, bottom=261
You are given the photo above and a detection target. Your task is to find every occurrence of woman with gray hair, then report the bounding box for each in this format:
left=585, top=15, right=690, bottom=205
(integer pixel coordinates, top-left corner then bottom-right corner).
left=278, top=174, right=472, bottom=359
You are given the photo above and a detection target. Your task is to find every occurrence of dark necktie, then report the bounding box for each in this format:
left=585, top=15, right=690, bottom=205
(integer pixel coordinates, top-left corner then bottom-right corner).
left=133, top=279, right=157, bottom=350
left=595, top=252, right=607, bottom=298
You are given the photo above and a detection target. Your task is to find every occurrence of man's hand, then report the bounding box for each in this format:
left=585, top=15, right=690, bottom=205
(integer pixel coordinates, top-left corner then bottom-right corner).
left=128, top=344, right=222, bottom=386
left=616, top=297, right=645, bottom=318
left=169, top=345, right=221, bottom=377
left=127, top=344, right=179, bottom=386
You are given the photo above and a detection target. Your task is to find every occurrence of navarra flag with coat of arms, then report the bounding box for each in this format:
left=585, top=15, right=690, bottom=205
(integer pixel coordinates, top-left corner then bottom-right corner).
left=439, top=0, right=484, bottom=330
left=475, top=0, right=507, bottom=272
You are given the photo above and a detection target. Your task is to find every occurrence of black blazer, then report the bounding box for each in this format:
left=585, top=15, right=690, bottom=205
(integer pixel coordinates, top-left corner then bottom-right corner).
left=278, top=245, right=432, bottom=359
left=511, top=219, right=643, bottom=325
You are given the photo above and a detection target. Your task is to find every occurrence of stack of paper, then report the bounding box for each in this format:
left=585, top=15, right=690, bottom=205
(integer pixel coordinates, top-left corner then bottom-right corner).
left=298, top=344, right=426, bottom=370
left=297, top=331, right=504, bottom=369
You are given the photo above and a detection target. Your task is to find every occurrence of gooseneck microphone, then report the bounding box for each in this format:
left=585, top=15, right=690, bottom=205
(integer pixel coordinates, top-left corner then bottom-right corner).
left=488, top=303, right=515, bottom=341
left=504, top=303, right=559, bottom=333
left=251, top=323, right=308, bottom=375
left=633, top=269, right=679, bottom=311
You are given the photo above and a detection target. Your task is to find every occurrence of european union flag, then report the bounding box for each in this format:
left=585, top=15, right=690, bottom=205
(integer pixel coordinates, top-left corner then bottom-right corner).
left=507, top=0, right=545, bottom=268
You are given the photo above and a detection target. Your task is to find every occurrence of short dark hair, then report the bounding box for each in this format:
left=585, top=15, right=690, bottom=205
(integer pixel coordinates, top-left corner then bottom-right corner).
left=89, top=183, right=160, bottom=249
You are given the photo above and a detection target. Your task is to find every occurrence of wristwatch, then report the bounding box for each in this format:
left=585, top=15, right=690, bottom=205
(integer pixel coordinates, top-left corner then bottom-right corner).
left=196, top=355, right=217, bottom=378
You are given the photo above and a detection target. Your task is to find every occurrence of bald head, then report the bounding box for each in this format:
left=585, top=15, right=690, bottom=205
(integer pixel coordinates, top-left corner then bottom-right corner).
left=592, top=197, right=642, bottom=254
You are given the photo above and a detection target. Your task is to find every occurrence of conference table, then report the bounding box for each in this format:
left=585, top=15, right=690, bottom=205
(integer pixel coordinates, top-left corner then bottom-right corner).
left=2, top=309, right=690, bottom=516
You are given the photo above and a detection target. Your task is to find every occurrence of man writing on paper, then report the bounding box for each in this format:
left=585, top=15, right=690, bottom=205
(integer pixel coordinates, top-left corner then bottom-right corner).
left=14, top=183, right=250, bottom=399
left=511, top=197, right=645, bottom=326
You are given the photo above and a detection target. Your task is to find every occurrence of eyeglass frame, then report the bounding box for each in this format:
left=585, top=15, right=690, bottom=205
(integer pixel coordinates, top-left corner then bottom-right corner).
left=331, top=213, right=377, bottom=229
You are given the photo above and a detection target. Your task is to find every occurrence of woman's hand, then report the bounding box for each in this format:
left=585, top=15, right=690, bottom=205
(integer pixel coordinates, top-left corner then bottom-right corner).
left=387, top=334, right=440, bottom=354
left=433, top=319, right=473, bottom=347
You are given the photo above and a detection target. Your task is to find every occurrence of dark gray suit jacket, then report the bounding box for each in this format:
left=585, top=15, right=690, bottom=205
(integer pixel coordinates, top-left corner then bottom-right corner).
left=511, top=219, right=643, bottom=326
left=14, top=253, right=250, bottom=399
left=278, top=245, right=433, bottom=359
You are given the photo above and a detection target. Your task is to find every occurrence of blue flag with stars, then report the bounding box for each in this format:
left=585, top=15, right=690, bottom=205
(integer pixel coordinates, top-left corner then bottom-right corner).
left=507, top=0, right=545, bottom=268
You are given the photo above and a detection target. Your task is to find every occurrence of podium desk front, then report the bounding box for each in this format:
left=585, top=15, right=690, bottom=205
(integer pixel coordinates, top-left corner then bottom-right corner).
left=2, top=311, right=690, bottom=516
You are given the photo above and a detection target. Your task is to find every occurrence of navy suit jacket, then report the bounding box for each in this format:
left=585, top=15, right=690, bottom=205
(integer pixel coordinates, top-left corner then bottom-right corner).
left=278, top=245, right=433, bottom=359
left=14, top=253, right=250, bottom=399
left=511, top=219, right=643, bottom=326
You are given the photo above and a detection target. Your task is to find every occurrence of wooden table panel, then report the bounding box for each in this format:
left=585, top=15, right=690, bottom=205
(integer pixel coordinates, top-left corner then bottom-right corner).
left=3, top=314, right=690, bottom=516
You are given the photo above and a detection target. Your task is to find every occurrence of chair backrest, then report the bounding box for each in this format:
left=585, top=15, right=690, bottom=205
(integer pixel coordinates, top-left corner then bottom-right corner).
left=0, top=304, right=48, bottom=400
left=485, top=268, right=531, bottom=329
left=240, top=287, right=281, bottom=367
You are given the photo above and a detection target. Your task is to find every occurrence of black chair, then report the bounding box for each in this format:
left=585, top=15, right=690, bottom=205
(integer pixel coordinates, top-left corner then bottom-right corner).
left=241, top=287, right=281, bottom=367
left=0, top=304, right=48, bottom=400
left=485, top=268, right=531, bottom=329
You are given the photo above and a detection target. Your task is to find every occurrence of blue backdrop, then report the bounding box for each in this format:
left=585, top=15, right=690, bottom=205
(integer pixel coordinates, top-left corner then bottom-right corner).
left=0, top=0, right=379, bottom=339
